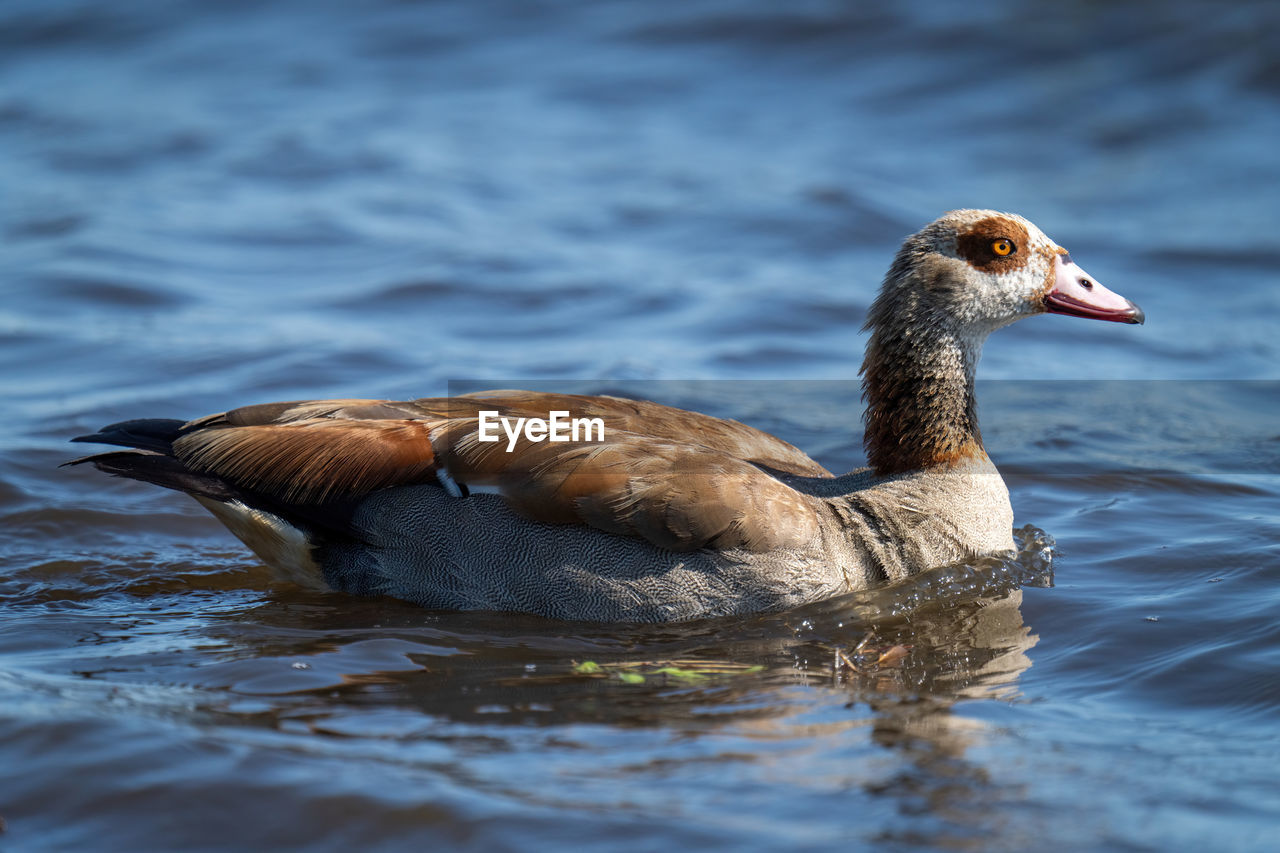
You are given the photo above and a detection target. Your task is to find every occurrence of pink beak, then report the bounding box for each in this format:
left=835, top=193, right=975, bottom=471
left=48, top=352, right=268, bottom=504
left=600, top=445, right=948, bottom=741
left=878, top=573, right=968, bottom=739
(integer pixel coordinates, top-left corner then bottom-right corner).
left=1044, top=254, right=1144, bottom=324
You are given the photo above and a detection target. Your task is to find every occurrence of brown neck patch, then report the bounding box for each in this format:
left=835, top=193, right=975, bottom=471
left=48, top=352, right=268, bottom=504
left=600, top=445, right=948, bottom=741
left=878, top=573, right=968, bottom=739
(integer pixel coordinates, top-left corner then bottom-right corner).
left=862, top=356, right=986, bottom=475
left=956, top=216, right=1031, bottom=275
left=861, top=318, right=987, bottom=477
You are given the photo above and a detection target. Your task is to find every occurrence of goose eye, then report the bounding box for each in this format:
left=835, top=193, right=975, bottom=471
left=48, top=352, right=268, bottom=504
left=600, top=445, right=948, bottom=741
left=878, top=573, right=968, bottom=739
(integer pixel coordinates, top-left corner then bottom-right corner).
left=991, top=238, right=1015, bottom=257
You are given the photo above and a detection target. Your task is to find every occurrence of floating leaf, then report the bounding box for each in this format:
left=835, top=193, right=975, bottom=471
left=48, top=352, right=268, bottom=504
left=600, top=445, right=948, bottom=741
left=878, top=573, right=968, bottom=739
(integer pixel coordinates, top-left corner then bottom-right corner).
left=565, top=658, right=764, bottom=685
left=875, top=645, right=910, bottom=668
left=833, top=639, right=913, bottom=674
left=651, top=667, right=708, bottom=682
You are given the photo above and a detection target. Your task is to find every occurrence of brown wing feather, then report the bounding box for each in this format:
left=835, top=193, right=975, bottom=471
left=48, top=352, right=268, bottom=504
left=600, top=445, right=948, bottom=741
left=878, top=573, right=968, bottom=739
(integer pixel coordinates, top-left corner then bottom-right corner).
left=170, top=390, right=830, bottom=552
left=436, top=422, right=823, bottom=551
left=174, top=419, right=440, bottom=504
left=437, top=391, right=831, bottom=478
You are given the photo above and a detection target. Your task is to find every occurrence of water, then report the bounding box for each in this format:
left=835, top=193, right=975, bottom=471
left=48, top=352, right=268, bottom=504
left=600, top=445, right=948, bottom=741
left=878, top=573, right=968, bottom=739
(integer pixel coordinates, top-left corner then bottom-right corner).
left=2, top=0, right=1278, bottom=849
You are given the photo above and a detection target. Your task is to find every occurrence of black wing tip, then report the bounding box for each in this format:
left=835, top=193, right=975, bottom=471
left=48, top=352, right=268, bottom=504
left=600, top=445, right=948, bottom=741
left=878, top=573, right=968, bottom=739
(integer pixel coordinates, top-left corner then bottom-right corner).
left=67, top=418, right=188, bottom=453
left=64, top=448, right=237, bottom=502
left=60, top=452, right=120, bottom=468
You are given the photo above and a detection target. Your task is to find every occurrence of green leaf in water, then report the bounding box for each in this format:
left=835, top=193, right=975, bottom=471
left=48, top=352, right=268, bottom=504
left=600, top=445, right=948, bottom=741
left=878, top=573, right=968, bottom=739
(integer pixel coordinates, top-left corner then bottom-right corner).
left=651, top=667, right=708, bottom=682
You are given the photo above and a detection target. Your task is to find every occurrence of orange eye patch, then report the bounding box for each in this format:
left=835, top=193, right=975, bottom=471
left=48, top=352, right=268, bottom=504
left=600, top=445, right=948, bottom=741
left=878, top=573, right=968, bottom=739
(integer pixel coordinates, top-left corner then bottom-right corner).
left=956, top=216, right=1030, bottom=273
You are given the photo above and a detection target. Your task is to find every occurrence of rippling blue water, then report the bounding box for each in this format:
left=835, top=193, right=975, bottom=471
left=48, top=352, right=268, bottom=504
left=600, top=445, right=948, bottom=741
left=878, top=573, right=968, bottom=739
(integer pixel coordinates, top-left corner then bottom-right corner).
left=2, top=1, right=1278, bottom=850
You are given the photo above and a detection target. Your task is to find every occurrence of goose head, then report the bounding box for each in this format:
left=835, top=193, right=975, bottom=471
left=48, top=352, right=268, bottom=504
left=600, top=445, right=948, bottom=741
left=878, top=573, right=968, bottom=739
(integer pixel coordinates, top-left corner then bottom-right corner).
left=861, top=210, right=1144, bottom=476
left=870, top=209, right=1144, bottom=340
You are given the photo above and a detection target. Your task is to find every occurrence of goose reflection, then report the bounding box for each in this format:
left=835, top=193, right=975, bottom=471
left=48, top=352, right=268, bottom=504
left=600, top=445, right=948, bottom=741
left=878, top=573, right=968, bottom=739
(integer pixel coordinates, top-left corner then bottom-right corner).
left=170, top=532, right=1050, bottom=843
left=192, top=527, right=1050, bottom=728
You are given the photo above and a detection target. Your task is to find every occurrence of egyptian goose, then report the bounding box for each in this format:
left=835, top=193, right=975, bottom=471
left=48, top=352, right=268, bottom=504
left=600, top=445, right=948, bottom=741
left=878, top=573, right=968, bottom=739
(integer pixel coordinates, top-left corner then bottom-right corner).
left=68, top=210, right=1143, bottom=621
